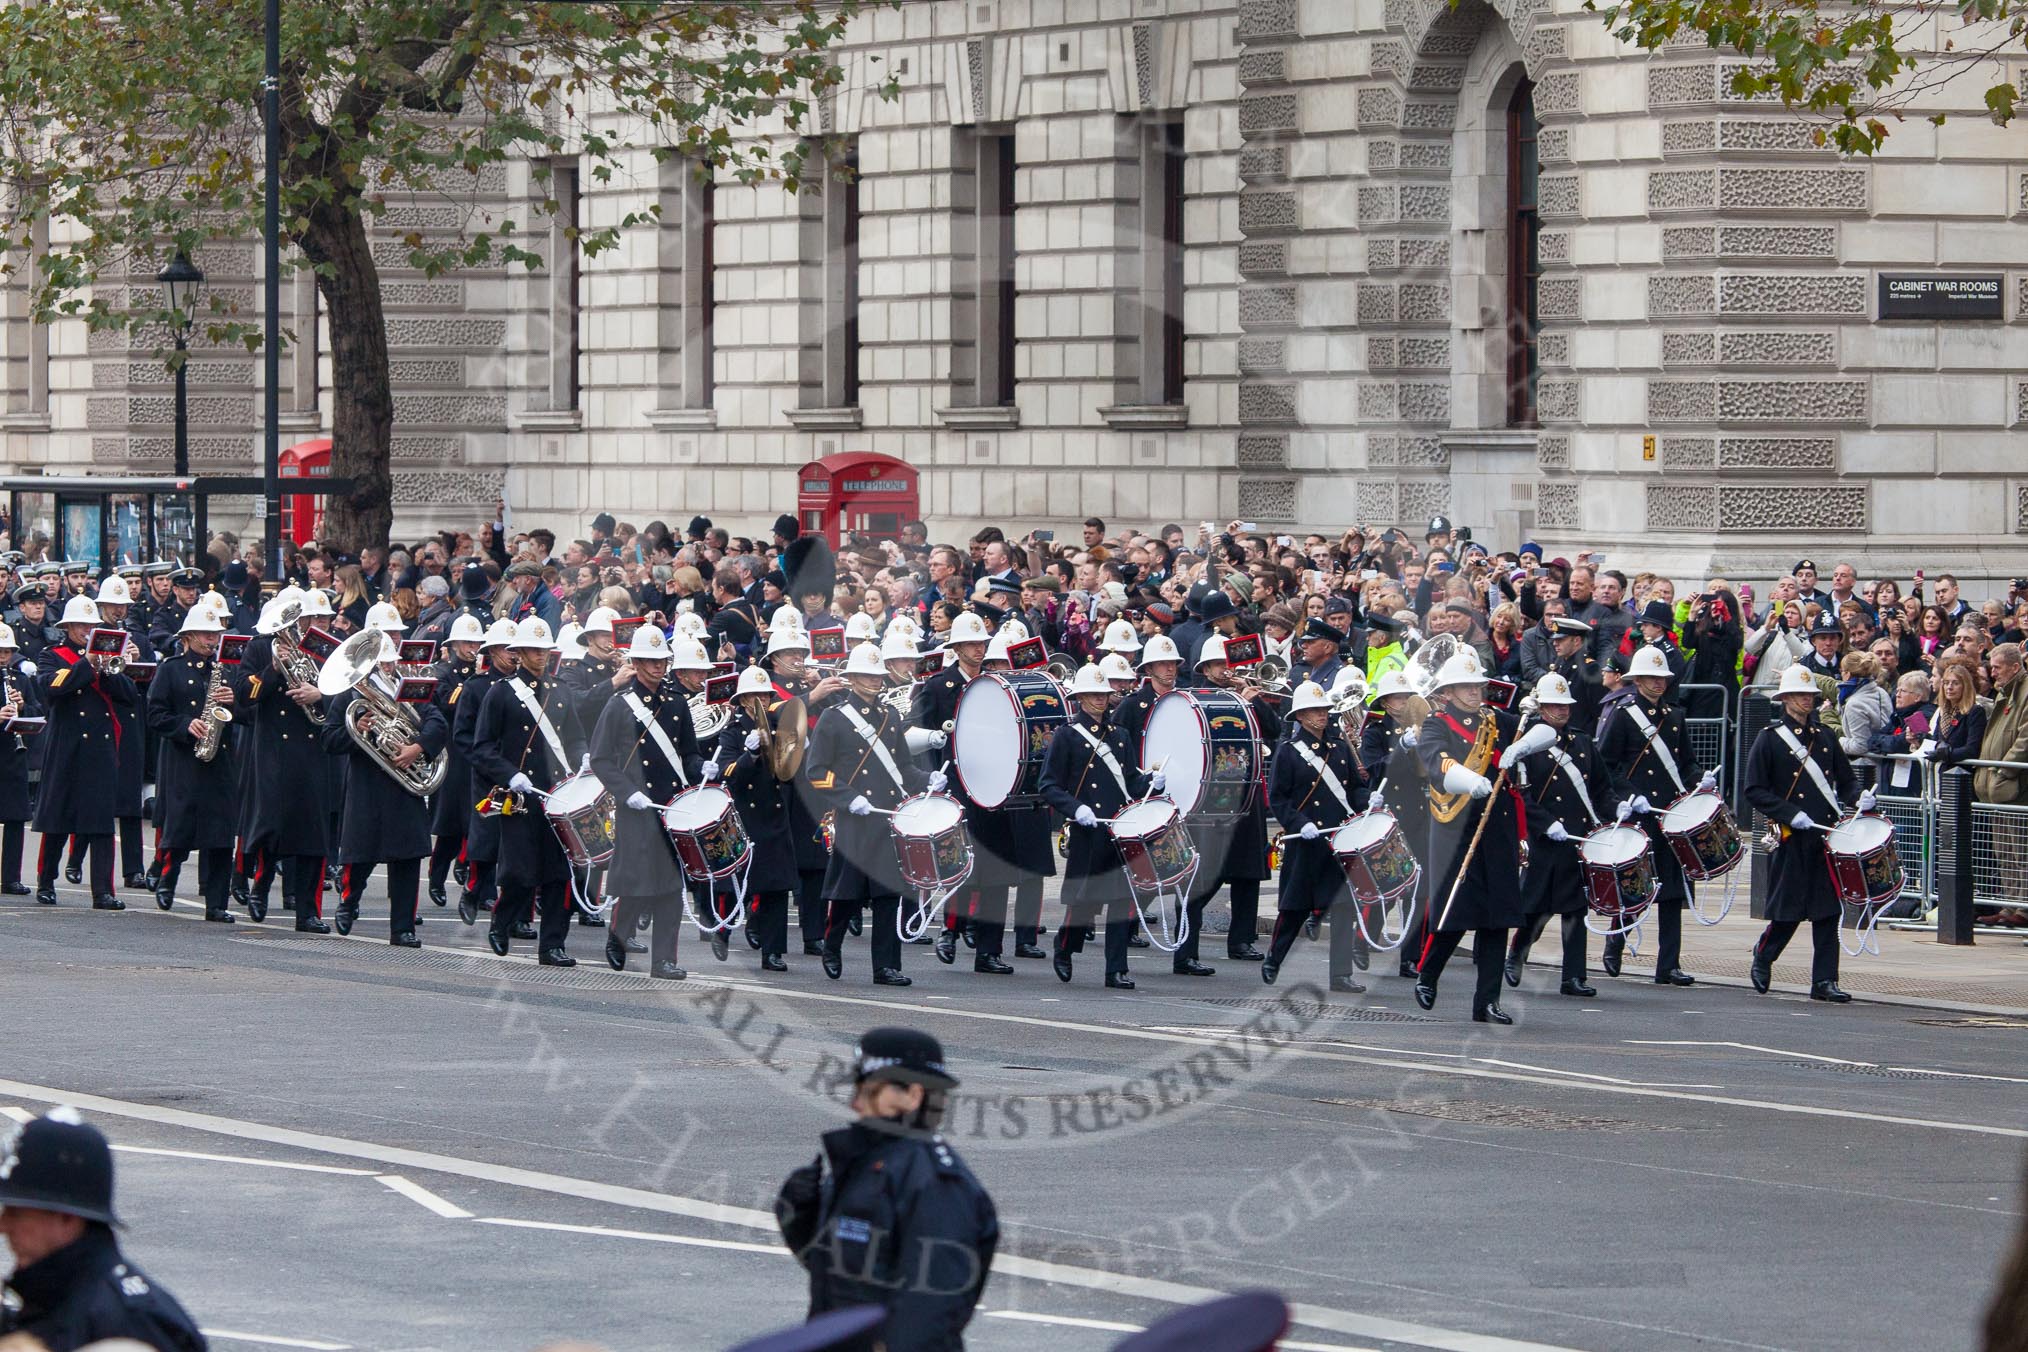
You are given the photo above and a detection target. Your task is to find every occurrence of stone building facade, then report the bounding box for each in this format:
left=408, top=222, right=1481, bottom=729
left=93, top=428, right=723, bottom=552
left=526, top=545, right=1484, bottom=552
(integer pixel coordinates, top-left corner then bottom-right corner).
left=3, top=0, right=2026, bottom=581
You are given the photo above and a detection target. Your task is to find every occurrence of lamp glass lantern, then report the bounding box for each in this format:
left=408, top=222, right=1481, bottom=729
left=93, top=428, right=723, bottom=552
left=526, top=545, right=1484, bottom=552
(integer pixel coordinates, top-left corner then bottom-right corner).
left=158, top=251, right=205, bottom=335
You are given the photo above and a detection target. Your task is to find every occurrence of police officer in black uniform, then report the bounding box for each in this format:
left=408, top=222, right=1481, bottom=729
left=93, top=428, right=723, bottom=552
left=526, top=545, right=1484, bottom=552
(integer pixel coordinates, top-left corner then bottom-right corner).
left=1596, top=643, right=1711, bottom=984
left=1290, top=616, right=1346, bottom=691
left=1505, top=671, right=1619, bottom=997
left=1262, top=674, right=1372, bottom=990
left=1543, top=616, right=1605, bottom=733
left=0, top=1108, right=207, bottom=1352
left=1744, top=665, right=1864, bottom=1003
left=6, top=581, right=57, bottom=671
left=805, top=642, right=933, bottom=986
left=146, top=566, right=204, bottom=655
left=145, top=606, right=239, bottom=923
left=1796, top=609, right=1845, bottom=680
left=775, top=1028, right=997, bottom=1352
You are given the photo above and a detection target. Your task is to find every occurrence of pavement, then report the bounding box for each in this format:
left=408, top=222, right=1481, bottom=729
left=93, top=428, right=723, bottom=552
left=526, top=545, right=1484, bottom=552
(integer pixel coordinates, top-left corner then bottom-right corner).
left=3, top=853, right=2026, bottom=1352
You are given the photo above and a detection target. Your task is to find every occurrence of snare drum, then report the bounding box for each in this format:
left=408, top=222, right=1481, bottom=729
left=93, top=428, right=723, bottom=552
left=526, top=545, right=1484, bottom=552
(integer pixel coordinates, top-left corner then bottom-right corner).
left=661, top=785, right=753, bottom=882
left=1330, top=811, right=1420, bottom=906
left=1825, top=813, right=1903, bottom=908
left=544, top=771, right=617, bottom=868
left=1580, top=825, right=1657, bottom=928
left=1110, top=798, right=1198, bottom=893
left=1660, top=790, right=1744, bottom=881
left=890, top=793, right=974, bottom=896
left=1142, top=688, right=1261, bottom=817
left=952, top=670, right=1068, bottom=809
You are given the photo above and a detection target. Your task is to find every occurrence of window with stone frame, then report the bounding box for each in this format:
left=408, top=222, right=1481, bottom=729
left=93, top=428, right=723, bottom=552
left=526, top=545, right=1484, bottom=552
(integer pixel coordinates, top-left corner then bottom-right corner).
left=655, top=157, right=716, bottom=414
left=1504, top=79, right=1540, bottom=427
left=1146, top=116, right=1187, bottom=407
left=547, top=157, right=583, bottom=413
left=1, top=199, right=49, bottom=424
left=949, top=127, right=1017, bottom=411
left=796, top=141, right=861, bottom=412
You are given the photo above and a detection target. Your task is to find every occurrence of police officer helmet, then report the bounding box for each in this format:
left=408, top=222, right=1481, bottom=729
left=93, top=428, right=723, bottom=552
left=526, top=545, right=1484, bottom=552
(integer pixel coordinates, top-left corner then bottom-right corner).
left=0, top=1107, right=122, bottom=1227
left=852, top=1027, right=959, bottom=1090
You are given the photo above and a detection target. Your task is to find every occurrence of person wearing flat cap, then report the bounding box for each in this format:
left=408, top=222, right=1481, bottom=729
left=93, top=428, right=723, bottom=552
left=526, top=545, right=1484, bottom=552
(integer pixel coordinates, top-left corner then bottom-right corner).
left=501, top=559, right=562, bottom=632
left=1633, top=598, right=1687, bottom=691
left=0, top=1108, right=206, bottom=1351
left=775, top=1028, right=997, bottom=1352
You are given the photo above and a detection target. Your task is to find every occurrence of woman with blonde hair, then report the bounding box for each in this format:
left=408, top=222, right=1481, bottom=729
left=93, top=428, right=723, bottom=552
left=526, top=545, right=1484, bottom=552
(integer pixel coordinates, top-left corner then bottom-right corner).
left=333, top=563, right=370, bottom=633
left=1836, top=650, right=1892, bottom=759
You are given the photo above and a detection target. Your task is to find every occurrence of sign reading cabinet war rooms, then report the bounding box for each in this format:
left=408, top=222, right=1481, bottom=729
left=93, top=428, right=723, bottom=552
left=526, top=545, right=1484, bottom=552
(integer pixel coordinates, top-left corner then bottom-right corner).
left=1878, top=274, right=2005, bottom=321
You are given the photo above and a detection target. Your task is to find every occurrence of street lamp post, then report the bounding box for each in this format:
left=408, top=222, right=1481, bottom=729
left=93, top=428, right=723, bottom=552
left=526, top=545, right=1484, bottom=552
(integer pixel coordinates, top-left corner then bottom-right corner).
left=158, top=251, right=206, bottom=479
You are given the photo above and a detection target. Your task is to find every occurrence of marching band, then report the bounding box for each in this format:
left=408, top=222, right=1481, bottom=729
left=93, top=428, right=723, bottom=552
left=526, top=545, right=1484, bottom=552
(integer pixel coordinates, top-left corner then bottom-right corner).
left=4, top=543, right=1907, bottom=1016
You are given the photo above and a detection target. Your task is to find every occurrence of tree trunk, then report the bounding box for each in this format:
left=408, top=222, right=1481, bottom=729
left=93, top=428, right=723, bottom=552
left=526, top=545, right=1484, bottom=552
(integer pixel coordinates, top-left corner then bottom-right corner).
left=301, top=201, right=393, bottom=552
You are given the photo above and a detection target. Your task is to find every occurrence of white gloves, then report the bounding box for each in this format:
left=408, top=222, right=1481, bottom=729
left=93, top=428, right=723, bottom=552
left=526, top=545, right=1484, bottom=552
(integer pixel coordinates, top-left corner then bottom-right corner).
left=927, top=729, right=948, bottom=750
left=17, top=661, right=32, bottom=677
left=1399, top=729, right=1418, bottom=748
left=745, top=729, right=761, bottom=752
left=1498, top=743, right=1524, bottom=770
left=626, top=791, right=653, bottom=811
left=1791, top=811, right=1819, bottom=831
left=1150, top=771, right=1167, bottom=794
left=580, top=753, right=592, bottom=773
left=1698, top=770, right=1718, bottom=792
left=848, top=795, right=874, bottom=817
left=1616, top=799, right=1633, bottom=823
left=1504, top=723, right=1557, bottom=767
left=1443, top=765, right=1493, bottom=799
left=1857, top=789, right=1878, bottom=813
left=903, top=726, right=946, bottom=755
left=1299, top=821, right=1321, bottom=841
left=702, top=759, right=720, bottom=782
left=1631, top=795, right=1654, bottom=815
left=509, top=772, right=534, bottom=794
left=927, top=770, right=948, bottom=793
left=1546, top=820, right=1570, bottom=843
left=1074, top=804, right=1098, bottom=828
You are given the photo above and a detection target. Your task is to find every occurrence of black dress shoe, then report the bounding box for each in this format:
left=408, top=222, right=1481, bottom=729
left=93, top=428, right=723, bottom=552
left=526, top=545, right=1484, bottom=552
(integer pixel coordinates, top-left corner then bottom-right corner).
left=487, top=930, right=511, bottom=957
left=652, top=961, right=687, bottom=980
left=973, top=954, right=1013, bottom=975
left=1560, top=978, right=1597, bottom=997
left=1172, top=959, right=1216, bottom=977
left=1503, top=956, right=1523, bottom=988
left=122, top=873, right=150, bottom=891
left=1655, top=968, right=1695, bottom=987
left=203, top=908, right=235, bottom=924
left=539, top=948, right=576, bottom=967
left=1329, top=976, right=1366, bottom=994
left=625, top=936, right=647, bottom=953
left=296, top=915, right=331, bottom=934
left=1303, top=914, right=1321, bottom=941
left=64, top=864, right=81, bottom=885
left=333, top=905, right=356, bottom=937
left=874, top=968, right=912, bottom=987
left=605, top=935, right=628, bottom=971
left=1398, top=962, right=1419, bottom=981
left=1104, top=972, right=1135, bottom=990
left=231, top=876, right=251, bottom=907
left=247, top=894, right=268, bottom=924
left=822, top=949, right=843, bottom=980
left=2, top=882, right=29, bottom=896
left=1348, top=943, right=1371, bottom=972
left=935, top=931, right=957, bottom=965
left=453, top=859, right=468, bottom=887
left=1259, top=958, right=1279, bottom=984
left=1810, top=981, right=1852, bottom=1003
left=803, top=941, right=825, bottom=957
left=1015, top=943, right=1047, bottom=960
left=1227, top=943, right=1263, bottom=961
left=761, top=954, right=788, bottom=972
left=744, top=920, right=762, bottom=951
left=576, top=911, right=605, bottom=928
left=711, top=930, right=730, bottom=962
left=1749, top=944, right=1772, bottom=994
left=512, top=922, right=537, bottom=940
left=961, top=923, right=976, bottom=949
left=1601, top=942, right=1622, bottom=978
left=94, top=894, right=126, bottom=912
left=1413, top=982, right=1437, bottom=1011
left=1126, top=931, right=1150, bottom=949
left=35, top=887, right=55, bottom=906
left=429, top=882, right=448, bottom=908
left=156, top=888, right=175, bottom=912
left=459, top=893, right=479, bottom=926
left=847, top=913, right=863, bottom=937
left=1053, top=951, right=1074, bottom=983
left=391, top=931, right=420, bottom=948
left=1473, top=1003, right=1514, bottom=1025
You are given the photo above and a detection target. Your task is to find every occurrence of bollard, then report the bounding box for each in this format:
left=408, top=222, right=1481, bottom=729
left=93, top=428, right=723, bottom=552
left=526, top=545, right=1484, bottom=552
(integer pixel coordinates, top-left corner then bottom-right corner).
left=1934, top=767, right=1976, bottom=946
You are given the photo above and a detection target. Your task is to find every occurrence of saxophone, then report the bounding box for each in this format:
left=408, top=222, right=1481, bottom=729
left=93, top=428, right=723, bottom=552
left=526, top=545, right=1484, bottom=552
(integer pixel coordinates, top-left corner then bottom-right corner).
left=271, top=604, right=329, bottom=726
left=193, top=657, right=233, bottom=762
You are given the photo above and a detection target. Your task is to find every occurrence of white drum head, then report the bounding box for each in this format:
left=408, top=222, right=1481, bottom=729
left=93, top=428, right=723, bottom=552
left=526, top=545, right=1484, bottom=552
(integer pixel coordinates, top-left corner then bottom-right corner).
left=953, top=677, right=1020, bottom=809
left=1143, top=692, right=1209, bottom=815
left=1828, top=814, right=1892, bottom=853
left=1661, top=791, right=1721, bottom=833
left=893, top=794, right=963, bottom=838
left=663, top=785, right=732, bottom=832
left=1113, top=797, right=1177, bottom=840
left=546, top=773, right=605, bottom=816
left=1333, top=812, right=1394, bottom=853
left=1582, top=825, right=1649, bottom=867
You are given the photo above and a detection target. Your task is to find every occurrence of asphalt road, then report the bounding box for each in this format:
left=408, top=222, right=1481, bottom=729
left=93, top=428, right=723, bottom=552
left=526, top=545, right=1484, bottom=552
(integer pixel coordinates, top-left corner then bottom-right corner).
left=3, top=870, right=2024, bottom=1352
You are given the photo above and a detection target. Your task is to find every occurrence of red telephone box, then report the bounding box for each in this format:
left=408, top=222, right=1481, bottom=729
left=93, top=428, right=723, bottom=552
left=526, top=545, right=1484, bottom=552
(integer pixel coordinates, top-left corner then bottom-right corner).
left=278, top=438, right=331, bottom=546
left=795, top=452, right=919, bottom=547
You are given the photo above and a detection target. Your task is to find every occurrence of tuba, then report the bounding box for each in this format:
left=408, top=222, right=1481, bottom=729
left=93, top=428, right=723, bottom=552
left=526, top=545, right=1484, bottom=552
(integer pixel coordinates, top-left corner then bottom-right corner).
left=1402, top=632, right=1462, bottom=699
left=316, top=629, right=447, bottom=797
left=270, top=602, right=329, bottom=727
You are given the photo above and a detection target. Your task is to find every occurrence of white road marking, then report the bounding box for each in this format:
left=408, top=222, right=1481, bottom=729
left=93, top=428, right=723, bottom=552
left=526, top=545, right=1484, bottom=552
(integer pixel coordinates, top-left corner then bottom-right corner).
left=200, top=1329, right=350, bottom=1350
left=0, top=1081, right=1583, bottom=1352
left=985, top=1309, right=1380, bottom=1351
left=0, top=1104, right=30, bottom=1123
left=476, top=1216, right=785, bottom=1255
left=112, top=1145, right=376, bottom=1176
left=377, top=1174, right=473, bottom=1219
left=1625, top=1040, right=1874, bottom=1065
left=1473, top=1058, right=1722, bottom=1090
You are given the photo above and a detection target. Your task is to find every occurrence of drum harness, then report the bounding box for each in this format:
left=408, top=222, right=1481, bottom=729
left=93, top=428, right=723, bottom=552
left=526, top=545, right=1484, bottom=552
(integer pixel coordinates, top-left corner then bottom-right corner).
left=621, top=686, right=752, bottom=934
left=1770, top=720, right=1887, bottom=957
left=1295, top=732, right=1414, bottom=950
left=509, top=675, right=625, bottom=922
left=1070, top=719, right=1193, bottom=953
left=837, top=700, right=952, bottom=941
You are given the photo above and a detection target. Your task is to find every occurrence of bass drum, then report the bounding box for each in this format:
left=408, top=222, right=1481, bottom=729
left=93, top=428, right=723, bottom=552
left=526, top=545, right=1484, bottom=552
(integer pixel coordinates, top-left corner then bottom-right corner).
left=1142, top=688, right=1261, bottom=818
left=952, top=669, right=1068, bottom=809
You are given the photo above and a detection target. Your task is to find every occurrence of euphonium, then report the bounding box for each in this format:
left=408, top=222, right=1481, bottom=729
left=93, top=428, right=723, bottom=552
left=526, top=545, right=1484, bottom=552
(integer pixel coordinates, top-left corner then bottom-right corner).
left=315, top=630, right=447, bottom=797
left=271, top=602, right=329, bottom=727
left=193, top=655, right=232, bottom=763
